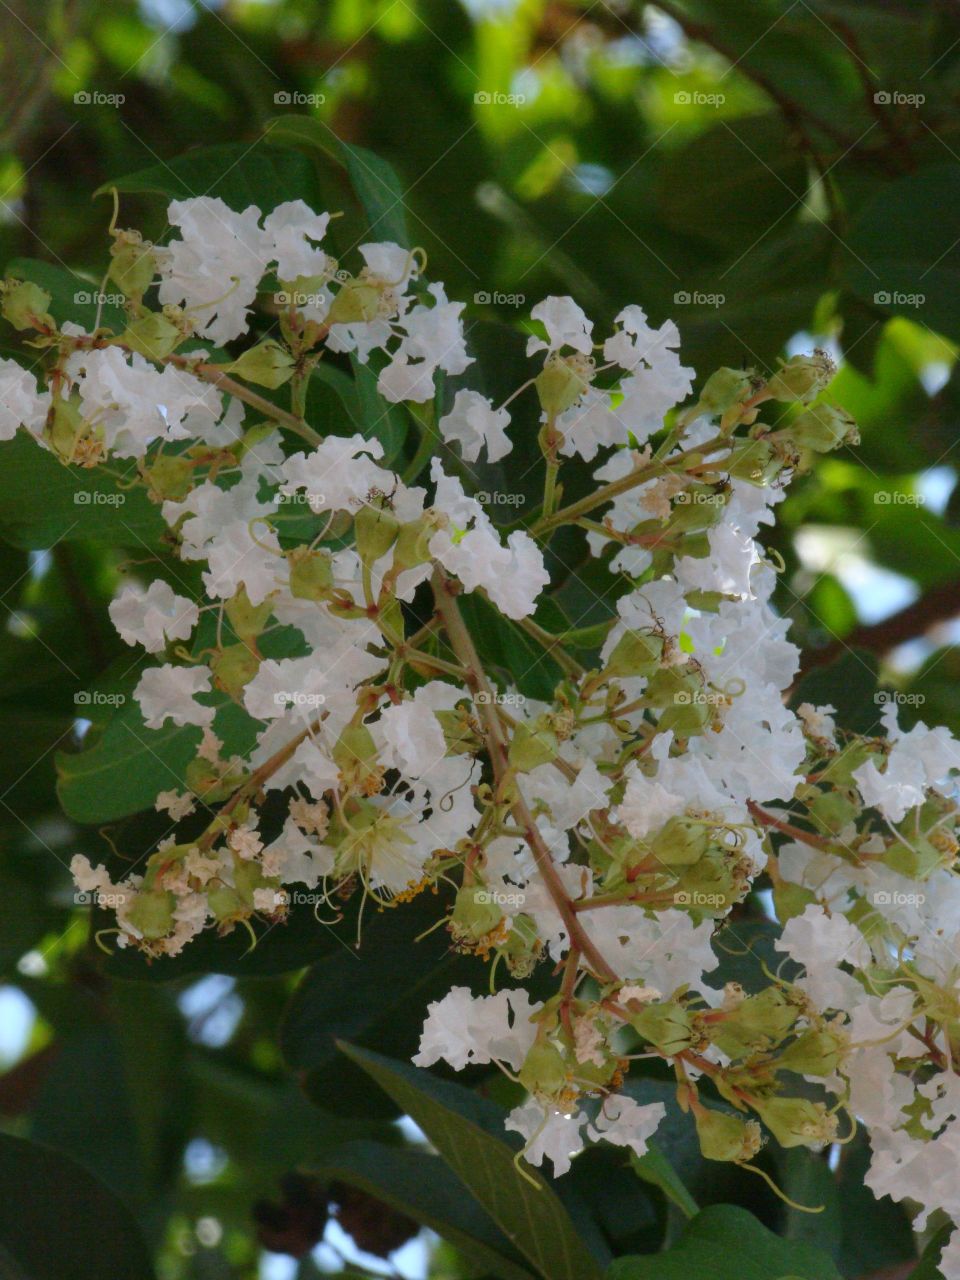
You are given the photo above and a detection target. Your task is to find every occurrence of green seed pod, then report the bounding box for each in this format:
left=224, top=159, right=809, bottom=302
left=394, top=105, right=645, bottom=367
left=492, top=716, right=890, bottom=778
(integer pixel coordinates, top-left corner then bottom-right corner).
left=535, top=354, right=590, bottom=417
left=225, top=586, right=275, bottom=641
left=777, top=1026, right=848, bottom=1076
left=631, top=1001, right=694, bottom=1055
left=752, top=1095, right=837, bottom=1148
left=698, top=367, right=756, bottom=417
left=125, top=888, right=176, bottom=941
left=141, top=454, right=194, bottom=503
left=228, top=340, right=296, bottom=389
left=109, top=236, right=157, bottom=299
left=122, top=312, right=183, bottom=360
left=287, top=547, right=335, bottom=602
left=726, top=437, right=782, bottom=486
left=211, top=644, right=261, bottom=698
left=326, top=278, right=383, bottom=326
left=508, top=720, right=559, bottom=773
left=790, top=402, right=858, bottom=453
left=603, top=628, right=664, bottom=679
left=354, top=499, right=400, bottom=564
left=450, top=884, right=504, bottom=945
left=766, top=351, right=836, bottom=404
left=650, top=816, right=712, bottom=867
left=518, top=1039, right=568, bottom=1099
left=1, top=278, right=53, bottom=331
left=695, top=1107, right=762, bottom=1163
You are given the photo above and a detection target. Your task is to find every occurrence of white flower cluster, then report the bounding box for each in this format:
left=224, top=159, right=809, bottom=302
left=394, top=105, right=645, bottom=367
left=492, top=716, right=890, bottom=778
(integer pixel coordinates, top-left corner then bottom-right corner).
left=4, top=193, right=960, bottom=1261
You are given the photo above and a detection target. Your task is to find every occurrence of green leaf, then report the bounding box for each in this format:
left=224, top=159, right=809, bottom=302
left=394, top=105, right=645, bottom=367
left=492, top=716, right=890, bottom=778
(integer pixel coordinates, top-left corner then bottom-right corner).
left=339, top=1043, right=609, bottom=1280
left=56, top=685, right=259, bottom=824
left=282, top=892, right=481, bottom=1116
left=264, top=115, right=410, bottom=245
left=790, top=649, right=880, bottom=738
left=0, top=433, right=164, bottom=550
left=607, top=1204, right=842, bottom=1280
left=96, top=142, right=324, bottom=214
left=310, top=1141, right=535, bottom=1280
left=908, top=1225, right=953, bottom=1279
left=630, top=1143, right=698, bottom=1220
left=0, top=1132, right=156, bottom=1279
left=845, top=162, right=960, bottom=342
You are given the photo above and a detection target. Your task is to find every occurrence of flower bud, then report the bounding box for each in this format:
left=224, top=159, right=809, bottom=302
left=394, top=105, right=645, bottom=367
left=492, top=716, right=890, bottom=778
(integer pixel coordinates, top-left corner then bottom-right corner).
left=603, top=628, right=663, bottom=679
left=449, top=884, right=504, bottom=948
left=650, top=815, right=712, bottom=867
left=630, top=1001, right=693, bottom=1055
left=790, top=402, right=858, bottom=453
left=354, top=499, right=400, bottom=564
left=765, top=350, right=836, bottom=405
left=518, top=1039, right=569, bottom=1101
left=695, top=1108, right=762, bottom=1163
left=228, top=340, right=296, bottom=389
left=125, top=887, right=176, bottom=941
left=122, top=312, right=183, bottom=360
left=211, top=644, right=261, bottom=698
left=752, top=1095, right=838, bottom=1148
left=109, top=234, right=157, bottom=299
left=777, top=1026, right=848, bottom=1076
left=325, top=278, right=383, bottom=326
left=287, top=546, right=335, bottom=602
left=225, top=586, right=275, bottom=641
left=535, top=353, right=592, bottom=417
left=140, top=454, right=194, bottom=503
left=1, top=278, right=53, bottom=331
left=508, top=720, right=559, bottom=773
left=726, top=438, right=782, bottom=486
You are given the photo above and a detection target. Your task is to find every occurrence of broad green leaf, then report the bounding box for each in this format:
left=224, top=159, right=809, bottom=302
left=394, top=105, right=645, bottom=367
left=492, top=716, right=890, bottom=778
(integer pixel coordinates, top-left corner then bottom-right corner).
left=0, top=1132, right=156, bottom=1280
left=264, top=115, right=410, bottom=245
left=97, top=142, right=324, bottom=214
left=340, top=1043, right=609, bottom=1280
left=607, top=1204, right=842, bottom=1280
left=282, top=894, right=480, bottom=1117
left=790, top=649, right=880, bottom=738
left=630, top=1143, right=698, bottom=1220
left=0, top=433, right=164, bottom=550
left=310, top=1141, right=534, bottom=1280
left=56, top=685, right=259, bottom=824
left=845, top=164, right=960, bottom=343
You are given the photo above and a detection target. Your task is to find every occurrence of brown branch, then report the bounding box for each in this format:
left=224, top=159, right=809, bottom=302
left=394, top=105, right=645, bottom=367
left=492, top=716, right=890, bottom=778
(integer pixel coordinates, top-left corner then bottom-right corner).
left=430, top=568, right=618, bottom=984
left=797, top=576, right=960, bottom=679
